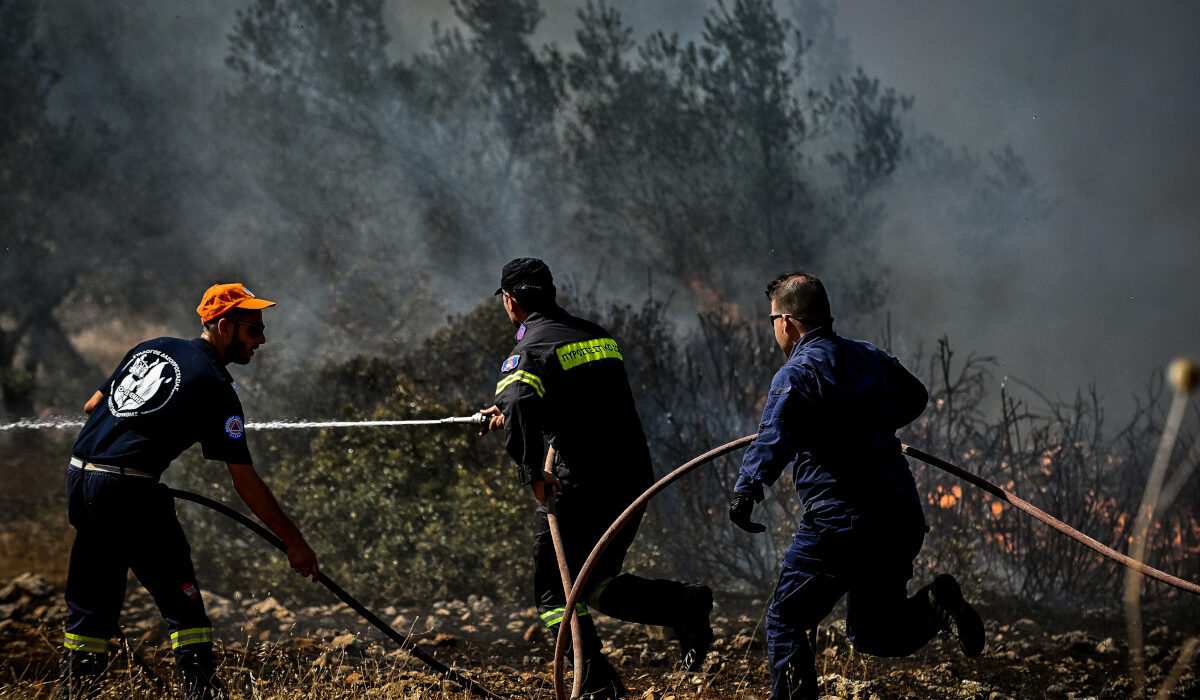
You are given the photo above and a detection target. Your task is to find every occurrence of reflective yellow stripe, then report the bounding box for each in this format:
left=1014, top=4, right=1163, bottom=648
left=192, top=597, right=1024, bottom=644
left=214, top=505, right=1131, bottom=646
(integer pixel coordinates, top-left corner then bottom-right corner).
left=64, top=632, right=107, bottom=653
left=539, top=604, right=589, bottom=628
left=496, top=370, right=545, bottom=398
left=556, top=338, right=622, bottom=370
left=170, top=627, right=213, bottom=649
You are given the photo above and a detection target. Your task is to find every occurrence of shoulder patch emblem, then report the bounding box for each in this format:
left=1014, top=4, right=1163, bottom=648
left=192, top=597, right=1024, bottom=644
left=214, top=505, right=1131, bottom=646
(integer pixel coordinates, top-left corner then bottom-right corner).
left=501, top=355, right=520, bottom=372
left=224, top=416, right=245, bottom=439
left=516, top=323, right=526, bottom=340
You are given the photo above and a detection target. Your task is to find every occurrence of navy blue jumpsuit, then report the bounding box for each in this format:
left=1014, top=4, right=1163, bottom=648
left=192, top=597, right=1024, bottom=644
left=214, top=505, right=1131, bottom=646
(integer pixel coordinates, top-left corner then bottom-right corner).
left=64, top=337, right=251, bottom=680
left=733, top=326, right=939, bottom=699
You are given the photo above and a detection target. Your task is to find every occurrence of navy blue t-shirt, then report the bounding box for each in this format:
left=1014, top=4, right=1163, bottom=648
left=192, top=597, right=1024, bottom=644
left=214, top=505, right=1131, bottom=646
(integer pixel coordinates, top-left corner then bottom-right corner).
left=72, top=337, right=252, bottom=477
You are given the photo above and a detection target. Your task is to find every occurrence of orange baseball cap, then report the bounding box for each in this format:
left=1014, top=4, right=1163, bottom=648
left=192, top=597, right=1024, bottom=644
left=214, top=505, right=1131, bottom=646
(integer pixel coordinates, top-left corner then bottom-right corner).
left=196, top=283, right=276, bottom=322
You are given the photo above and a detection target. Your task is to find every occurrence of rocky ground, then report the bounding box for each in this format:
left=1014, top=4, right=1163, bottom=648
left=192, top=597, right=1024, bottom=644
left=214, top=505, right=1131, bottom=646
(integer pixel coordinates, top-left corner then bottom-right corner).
left=1, top=571, right=1197, bottom=699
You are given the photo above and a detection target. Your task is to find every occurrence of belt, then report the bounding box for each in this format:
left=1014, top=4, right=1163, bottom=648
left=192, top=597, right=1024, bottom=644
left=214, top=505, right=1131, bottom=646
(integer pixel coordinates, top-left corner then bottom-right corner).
left=69, top=457, right=157, bottom=480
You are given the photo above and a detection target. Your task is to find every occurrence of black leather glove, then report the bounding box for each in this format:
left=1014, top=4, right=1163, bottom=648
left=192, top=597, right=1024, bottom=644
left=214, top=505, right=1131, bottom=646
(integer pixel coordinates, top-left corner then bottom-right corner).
left=729, top=494, right=766, bottom=533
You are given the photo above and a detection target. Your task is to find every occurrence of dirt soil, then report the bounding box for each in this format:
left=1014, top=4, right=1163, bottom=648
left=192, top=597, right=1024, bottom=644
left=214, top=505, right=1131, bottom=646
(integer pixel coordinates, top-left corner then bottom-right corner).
left=1, top=572, right=1197, bottom=699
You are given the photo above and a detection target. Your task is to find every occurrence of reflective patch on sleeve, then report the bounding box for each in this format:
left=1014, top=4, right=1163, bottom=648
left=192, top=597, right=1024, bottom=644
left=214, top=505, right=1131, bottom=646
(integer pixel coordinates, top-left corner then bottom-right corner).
left=495, top=370, right=545, bottom=397
left=556, top=338, right=623, bottom=370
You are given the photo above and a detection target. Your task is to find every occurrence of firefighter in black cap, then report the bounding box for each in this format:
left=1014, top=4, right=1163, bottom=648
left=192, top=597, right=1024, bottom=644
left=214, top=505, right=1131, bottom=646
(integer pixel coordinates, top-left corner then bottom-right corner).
left=58, top=283, right=318, bottom=700
left=481, top=258, right=713, bottom=699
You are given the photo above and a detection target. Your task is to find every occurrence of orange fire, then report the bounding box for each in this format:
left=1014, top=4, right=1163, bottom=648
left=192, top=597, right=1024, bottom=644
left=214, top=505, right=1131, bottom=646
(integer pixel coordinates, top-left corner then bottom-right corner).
left=936, top=485, right=963, bottom=508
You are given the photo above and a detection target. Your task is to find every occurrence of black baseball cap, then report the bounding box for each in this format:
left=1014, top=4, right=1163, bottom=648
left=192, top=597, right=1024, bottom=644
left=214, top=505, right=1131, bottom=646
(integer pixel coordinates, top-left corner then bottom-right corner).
left=495, top=257, right=554, bottom=295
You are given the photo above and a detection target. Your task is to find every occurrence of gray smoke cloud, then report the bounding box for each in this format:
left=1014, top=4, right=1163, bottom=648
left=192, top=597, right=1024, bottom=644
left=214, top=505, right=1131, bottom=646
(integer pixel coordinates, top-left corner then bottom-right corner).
left=387, top=0, right=1200, bottom=421
left=29, top=0, right=1200, bottom=425
left=834, top=1, right=1200, bottom=419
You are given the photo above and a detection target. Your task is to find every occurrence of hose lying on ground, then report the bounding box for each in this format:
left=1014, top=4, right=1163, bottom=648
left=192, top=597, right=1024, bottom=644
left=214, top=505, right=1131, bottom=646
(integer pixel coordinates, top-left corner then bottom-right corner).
left=169, top=489, right=503, bottom=700
left=552, top=435, right=1200, bottom=700
left=899, top=444, right=1200, bottom=596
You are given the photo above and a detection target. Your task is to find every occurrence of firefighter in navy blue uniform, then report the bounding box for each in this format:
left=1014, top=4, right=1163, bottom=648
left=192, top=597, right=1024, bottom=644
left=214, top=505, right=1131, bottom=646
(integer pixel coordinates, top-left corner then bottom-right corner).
left=728, top=272, right=985, bottom=700
left=58, top=283, right=319, bottom=700
left=480, top=258, right=714, bottom=700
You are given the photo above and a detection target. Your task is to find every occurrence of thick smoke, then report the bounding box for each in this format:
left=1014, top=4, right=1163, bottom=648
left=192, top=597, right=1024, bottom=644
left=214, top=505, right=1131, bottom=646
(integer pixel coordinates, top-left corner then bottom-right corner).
left=836, top=1, right=1200, bottom=419
left=10, top=0, right=1199, bottom=425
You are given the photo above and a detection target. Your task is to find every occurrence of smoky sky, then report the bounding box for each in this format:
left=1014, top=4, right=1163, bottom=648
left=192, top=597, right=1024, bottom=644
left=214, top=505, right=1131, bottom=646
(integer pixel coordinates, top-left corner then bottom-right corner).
left=35, top=0, right=1200, bottom=424
left=388, top=0, right=1200, bottom=420
left=835, top=1, right=1200, bottom=419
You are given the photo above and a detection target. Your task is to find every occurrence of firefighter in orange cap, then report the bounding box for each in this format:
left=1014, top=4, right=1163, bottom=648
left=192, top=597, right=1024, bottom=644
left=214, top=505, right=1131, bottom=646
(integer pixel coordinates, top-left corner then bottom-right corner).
left=58, top=284, right=318, bottom=699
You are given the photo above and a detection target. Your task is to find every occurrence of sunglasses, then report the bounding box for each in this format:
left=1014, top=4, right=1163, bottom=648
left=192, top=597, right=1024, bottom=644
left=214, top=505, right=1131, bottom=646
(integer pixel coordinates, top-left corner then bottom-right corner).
left=231, top=320, right=266, bottom=335
left=769, top=314, right=825, bottom=325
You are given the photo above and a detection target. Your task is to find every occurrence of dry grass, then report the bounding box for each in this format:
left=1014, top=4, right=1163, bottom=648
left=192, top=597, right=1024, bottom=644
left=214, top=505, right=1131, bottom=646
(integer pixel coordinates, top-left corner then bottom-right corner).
left=0, top=651, right=501, bottom=699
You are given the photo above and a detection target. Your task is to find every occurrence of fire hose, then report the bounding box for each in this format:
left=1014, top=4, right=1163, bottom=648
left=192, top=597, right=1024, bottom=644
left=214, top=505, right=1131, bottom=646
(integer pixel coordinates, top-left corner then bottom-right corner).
left=550, top=435, right=1200, bottom=700
left=899, top=444, right=1200, bottom=596
left=552, top=435, right=757, bottom=700
left=542, top=447, right=587, bottom=691
left=0, top=414, right=491, bottom=432
left=18, top=413, right=1197, bottom=696
left=168, top=488, right=503, bottom=700
left=10, top=414, right=501, bottom=694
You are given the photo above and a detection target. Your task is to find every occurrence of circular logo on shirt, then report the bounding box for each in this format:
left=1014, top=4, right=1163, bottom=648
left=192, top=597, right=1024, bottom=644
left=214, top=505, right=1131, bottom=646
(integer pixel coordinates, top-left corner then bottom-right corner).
left=108, top=349, right=181, bottom=418
left=224, top=416, right=245, bottom=439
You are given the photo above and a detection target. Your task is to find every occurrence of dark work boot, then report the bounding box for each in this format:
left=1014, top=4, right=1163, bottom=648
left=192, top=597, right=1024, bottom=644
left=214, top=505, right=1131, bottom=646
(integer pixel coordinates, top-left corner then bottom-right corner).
left=55, top=649, right=106, bottom=700
left=927, top=574, right=985, bottom=657
left=672, top=584, right=714, bottom=671
left=578, top=654, right=627, bottom=699
left=175, top=645, right=225, bottom=700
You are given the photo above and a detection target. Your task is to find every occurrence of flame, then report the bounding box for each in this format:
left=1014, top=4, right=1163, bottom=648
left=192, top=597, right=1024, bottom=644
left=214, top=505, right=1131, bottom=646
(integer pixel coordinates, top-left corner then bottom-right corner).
left=936, top=485, right=962, bottom=509
left=991, top=501, right=1005, bottom=518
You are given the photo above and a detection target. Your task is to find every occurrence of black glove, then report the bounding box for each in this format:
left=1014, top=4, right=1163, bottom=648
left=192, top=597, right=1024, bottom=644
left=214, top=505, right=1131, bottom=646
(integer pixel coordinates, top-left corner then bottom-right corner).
left=729, top=494, right=766, bottom=533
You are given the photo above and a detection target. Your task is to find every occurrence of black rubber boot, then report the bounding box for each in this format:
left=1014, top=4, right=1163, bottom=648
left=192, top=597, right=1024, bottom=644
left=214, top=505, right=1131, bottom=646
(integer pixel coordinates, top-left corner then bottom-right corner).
left=175, top=645, right=225, bottom=700
left=927, top=574, right=985, bottom=657
left=577, top=654, right=627, bottom=699
left=55, top=649, right=106, bottom=700
left=588, top=576, right=715, bottom=670
left=672, top=584, right=714, bottom=671
left=550, top=614, right=625, bottom=699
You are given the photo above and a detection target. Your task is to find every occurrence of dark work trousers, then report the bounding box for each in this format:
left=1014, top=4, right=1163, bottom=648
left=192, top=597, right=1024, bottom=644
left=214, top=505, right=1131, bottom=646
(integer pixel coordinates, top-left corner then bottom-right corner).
left=532, top=482, right=695, bottom=656
left=63, top=466, right=218, bottom=687
left=766, top=503, right=941, bottom=700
